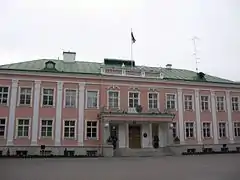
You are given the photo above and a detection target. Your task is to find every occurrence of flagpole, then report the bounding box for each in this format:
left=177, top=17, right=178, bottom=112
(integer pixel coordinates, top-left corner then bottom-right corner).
left=131, top=28, right=133, bottom=61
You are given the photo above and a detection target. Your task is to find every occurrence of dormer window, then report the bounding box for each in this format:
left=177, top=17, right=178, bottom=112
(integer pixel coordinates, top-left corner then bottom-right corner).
left=43, top=60, right=57, bottom=71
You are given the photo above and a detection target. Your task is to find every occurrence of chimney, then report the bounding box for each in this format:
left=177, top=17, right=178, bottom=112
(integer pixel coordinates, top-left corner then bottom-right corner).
left=166, top=64, right=172, bottom=69
left=63, top=51, right=76, bottom=62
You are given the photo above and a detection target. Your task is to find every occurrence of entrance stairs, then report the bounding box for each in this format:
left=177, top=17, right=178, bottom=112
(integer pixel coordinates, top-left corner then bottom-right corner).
left=114, top=147, right=173, bottom=157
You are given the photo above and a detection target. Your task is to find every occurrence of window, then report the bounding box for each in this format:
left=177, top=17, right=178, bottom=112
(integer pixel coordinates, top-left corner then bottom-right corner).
left=41, top=120, right=53, bottom=137
left=232, top=97, right=239, bottom=111
left=0, top=118, right=6, bottom=137
left=148, top=93, right=158, bottom=109
left=172, top=122, right=177, bottom=138
left=185, top=122, right=194, bottom=138
left=17, top=119, right=30, bottom=137
left=128, top=92, right=139, bottom=108
left=42, top=88, right=54, bottom=106
left=65, top=89, right=77, bottom=108
left=202, top=122, right=211, bottom=138
left=87, top=91, right=98, bottom=108
left=184, top=95, right=193, bottom=110
left=234, top=122, right=240, bottom=137
left=201, top=96, right=209, bottom=111
left=19, top=87, right=32, bottom=105
left=0, top=87, right=9, bottom=105
left=64, top=120, right=75, bottom=138
left=108, top=91, right=119, bottom=108
left=219, top=122, right=226, bottom=138
left=86, top=121, right=98, bottom=139
left=216, top=96, right=225, bottom=111
left=166, top=94, right=176, bottom=110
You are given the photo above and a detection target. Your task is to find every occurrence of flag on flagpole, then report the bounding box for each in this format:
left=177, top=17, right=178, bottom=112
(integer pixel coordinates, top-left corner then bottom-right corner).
left=131, top=31, right=136, bottom=44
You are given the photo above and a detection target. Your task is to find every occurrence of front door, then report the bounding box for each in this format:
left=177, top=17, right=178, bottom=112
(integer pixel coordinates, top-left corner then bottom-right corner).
left=110, top=124, right=119, bottom=148
left=129, top=125, right=141, bottom=148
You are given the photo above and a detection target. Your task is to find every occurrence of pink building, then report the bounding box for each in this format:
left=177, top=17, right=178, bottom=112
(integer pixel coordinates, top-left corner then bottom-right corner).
left=0, top=51, right=239, bottom=156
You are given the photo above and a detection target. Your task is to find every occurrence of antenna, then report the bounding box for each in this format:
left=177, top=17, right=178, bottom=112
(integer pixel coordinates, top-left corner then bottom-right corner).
left=192, top=36, right=200, bottom=72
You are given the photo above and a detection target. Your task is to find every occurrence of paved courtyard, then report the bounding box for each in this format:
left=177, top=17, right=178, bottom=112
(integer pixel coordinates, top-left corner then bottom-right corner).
left=1, top=154, right=240, bottom=180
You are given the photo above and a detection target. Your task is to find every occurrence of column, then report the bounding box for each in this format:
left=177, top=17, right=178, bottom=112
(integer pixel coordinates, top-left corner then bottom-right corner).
left=177, top=88, right=185, bottom=144
left=210, top=90, right=219, bottom=144
left=226, top=90, right=234, bottom=143
left=125, top=122, right=129, bottom=148
left=31, top=80, right=41, bottom=145
left=78, top=82, right=85, bottom=146
left=194, top=89, right=202, bottom=144
left=55, top=81, right=63, bottom=146
left=149, top=123, right=153, bottom=147
left=118, top=124, right=126, bottom=148
left=158, top=124, right=164, bottom=147
left=7, top=79, right=18, bottom=145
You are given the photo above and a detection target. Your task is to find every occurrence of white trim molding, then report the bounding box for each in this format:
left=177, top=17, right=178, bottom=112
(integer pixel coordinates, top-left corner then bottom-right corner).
left=62, top=119, right=77, bottom=140
left=0, top=117, right=8, bottom=139
left=177, top=88, right=184, bottom=144
left=17, top=86, right=34, bottom=107
left=84, top=120, right=99, bottom=140
left=55, top=81, right=63, bottom=146
left=85, top=89, right=100, bottom=109
left=226, top=90, right=234, bottom=143
left=31, top=80, right=41, bottom=145
left=194, top=89, right=202, bottom=144
left=7, top=79, right=18, bottom=145
left=39, top=118, right=55, bottom=140
left=210, top=90, right=219, bottom=144
left=147, top=91, right=160, bottom=110
left=78, top=82, right=85, bottom=146
left=63, top=88, right=78, bottom=108
left=15, top=118, right=32, bottom=139
left=107, top=89, right=120, bottom=109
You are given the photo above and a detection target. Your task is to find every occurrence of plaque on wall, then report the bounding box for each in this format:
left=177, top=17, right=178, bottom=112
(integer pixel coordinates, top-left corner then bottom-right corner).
left=143, top=133, right=147, bottom=138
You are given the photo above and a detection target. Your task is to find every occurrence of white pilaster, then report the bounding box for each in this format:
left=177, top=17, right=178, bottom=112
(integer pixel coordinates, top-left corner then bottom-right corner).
left=7, top=79, right=18, bottom=145
left=194, top=89, right=202, bottom=144
left=119, top=124, right=126, bottom=148
left=31, top=80, right=41, bottom=145
left=125, top=122, right=129, bottom=148
left=149, top=123, right=153, bottom=147
left=226, top=90, right=234, bottom=143
left=78, top=82, right=85, bottom=146
left=210, top=90, right=219, bottom=144
left=55, top=81, right=63, bottom=146
left=177, top=88, right=185, bottom=144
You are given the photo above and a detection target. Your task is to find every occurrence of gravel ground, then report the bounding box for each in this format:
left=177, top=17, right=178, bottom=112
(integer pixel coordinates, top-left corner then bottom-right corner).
left=1, top=154, right=240, bottom=180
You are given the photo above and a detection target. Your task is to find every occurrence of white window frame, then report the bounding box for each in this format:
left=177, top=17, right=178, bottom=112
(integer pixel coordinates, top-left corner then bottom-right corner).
left=231, top=96, right=239, bottom=112
left=0, top=117, right=7, bottom=138
left=85, top=120, right=99, bottom=140
left=0, top=86, right=10, bottom=106
left=18, top=86, right=33, bottom=106
left=128, top=91, right=141, bottom=112
left=39, top=118, right=54, bottom=139
left=183, top=94, right=194, bottom=111
left=64, top=88, right=77, bottom=108
left=85, top=90, right=99, bottom=109
left=216, top=96, right=225, bottom=112
left=41, top=87, right=56, bottom=107
left=233, top=122, right=240, bottom=137
left=165, top=93, right=177, bottom=110
left=184, top=121, right=196, bottom=139
left=201, top=121, right=212, bottom=139
left=200, top=95, right=211, bottom=111
left=147, top=92, right=159, bottom=110
left=15, top=118, right=31, bottom=139
left=107, top=90, right=120, bottom=109
left=63, top=119, right=77, bottom=139
left=218, top=121, right=228, bottom=139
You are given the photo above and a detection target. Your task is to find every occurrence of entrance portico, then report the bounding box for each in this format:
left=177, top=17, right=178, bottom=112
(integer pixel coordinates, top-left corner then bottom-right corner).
left=101, top=111, right=175, bottom=149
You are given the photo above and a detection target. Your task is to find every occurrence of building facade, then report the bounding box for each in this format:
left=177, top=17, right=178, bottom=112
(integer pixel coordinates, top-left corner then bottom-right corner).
left=0, top=52, right=240, bottom=156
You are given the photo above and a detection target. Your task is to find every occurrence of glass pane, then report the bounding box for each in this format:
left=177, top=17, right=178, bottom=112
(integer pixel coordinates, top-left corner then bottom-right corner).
left=47, top=121, right=52, bottom=125
left=92, top=122, right=97, bottom=126
left=70, top=121, right=75, bottom=126
left=47, top=131, right=52, bottom=137
left=65, top=121, right=69, bottom=126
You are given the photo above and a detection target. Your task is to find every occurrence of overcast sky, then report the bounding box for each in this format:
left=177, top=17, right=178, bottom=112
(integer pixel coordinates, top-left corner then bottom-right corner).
left=0, top=0, right=239, bottom=81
